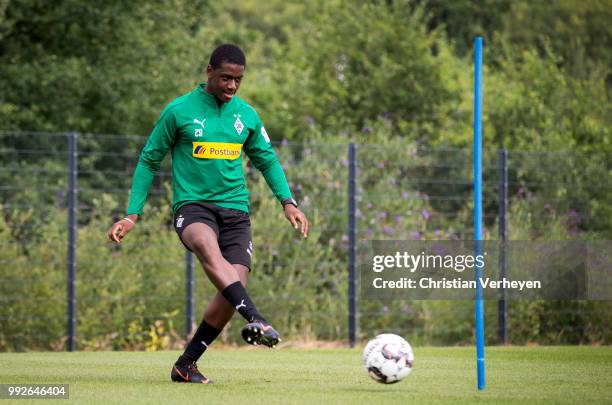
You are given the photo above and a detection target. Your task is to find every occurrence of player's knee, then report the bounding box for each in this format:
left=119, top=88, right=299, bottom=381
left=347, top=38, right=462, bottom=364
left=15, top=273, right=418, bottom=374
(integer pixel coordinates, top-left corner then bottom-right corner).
left=191, top=239, right=221, bottom=268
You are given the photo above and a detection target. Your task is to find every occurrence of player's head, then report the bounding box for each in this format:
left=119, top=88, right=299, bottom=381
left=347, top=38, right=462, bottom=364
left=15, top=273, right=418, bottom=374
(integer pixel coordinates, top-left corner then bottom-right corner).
left=205, top=44, right=246, bottom=102
left=209, top=44, right=246, bottom=69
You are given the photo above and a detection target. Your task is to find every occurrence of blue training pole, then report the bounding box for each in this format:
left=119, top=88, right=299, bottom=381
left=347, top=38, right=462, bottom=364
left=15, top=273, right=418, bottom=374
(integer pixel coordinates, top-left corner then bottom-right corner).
left=473, top=36, right=486, bottom=391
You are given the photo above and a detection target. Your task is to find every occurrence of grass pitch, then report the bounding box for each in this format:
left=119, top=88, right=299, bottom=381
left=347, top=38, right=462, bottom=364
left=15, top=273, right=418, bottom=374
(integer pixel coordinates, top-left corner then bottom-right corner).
left=1, top=346, right=611, bottom=404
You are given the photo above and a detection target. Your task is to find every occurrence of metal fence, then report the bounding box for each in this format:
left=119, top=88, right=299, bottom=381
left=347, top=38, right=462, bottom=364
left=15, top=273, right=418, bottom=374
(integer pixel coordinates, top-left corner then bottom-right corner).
left=0, top=131, right=610, bottom=351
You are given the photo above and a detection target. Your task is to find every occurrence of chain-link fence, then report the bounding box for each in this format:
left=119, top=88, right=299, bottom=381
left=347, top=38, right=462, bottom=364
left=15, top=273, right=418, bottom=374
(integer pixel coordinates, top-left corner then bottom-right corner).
left=1, top=131, right=610, bottom=351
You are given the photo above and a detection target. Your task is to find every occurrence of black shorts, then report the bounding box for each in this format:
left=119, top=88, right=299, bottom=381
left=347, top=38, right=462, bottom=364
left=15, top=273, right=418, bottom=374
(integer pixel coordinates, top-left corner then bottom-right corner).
left=173, top=202, right=253, bottom=270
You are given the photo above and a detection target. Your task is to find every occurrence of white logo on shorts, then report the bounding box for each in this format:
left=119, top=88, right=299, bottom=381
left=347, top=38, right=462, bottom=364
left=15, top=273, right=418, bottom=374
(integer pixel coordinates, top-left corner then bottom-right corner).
left=176, top=216, right=185, bottom=228
left=246, top=240, right=253, bottom=257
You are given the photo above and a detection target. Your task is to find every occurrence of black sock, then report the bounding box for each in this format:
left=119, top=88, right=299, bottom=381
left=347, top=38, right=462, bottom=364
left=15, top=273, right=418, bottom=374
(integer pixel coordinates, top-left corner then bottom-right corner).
left=221, top=281, right=267, bottom=323
left=176, top=319, right=222, bottom=365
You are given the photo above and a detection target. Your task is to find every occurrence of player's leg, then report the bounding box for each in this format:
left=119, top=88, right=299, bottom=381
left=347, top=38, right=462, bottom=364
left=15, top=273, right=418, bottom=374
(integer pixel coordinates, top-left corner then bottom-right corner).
left=195, top=266, right=280, bottom=349
left=180, top=223, right=270, bottom=326
left=171, top=204, right=263, bottom=384
left=172, top=265, right=249, bottom=384
left=183, top=223, right=240, bottom=288
left=214, top=208, right=281, bottom=348
left=201, top=264, right=249, bottom=328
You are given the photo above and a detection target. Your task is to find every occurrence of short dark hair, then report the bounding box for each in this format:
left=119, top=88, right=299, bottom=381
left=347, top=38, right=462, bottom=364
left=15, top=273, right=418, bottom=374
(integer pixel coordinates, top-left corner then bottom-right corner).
left=209, top=44, right=246, bottom=69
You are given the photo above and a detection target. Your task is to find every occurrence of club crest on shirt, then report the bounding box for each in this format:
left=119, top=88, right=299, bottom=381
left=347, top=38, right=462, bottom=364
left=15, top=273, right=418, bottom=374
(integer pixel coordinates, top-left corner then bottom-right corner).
left=234, top=114, right=244, bottom=135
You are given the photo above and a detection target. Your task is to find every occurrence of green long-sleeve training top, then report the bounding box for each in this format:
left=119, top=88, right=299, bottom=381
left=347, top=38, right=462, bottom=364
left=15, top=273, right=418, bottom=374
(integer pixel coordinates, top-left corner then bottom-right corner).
left=127, top=83, right=292, bottom=215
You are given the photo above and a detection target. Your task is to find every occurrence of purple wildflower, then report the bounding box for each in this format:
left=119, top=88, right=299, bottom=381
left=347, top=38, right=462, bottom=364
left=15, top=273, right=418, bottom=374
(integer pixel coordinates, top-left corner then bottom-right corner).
left=376, top=211, right=388, bottom=220
left=421, top=209, right=430, bottom=220
left=383, top=226, right=395, bottom=236
left=565, top=209, right=581, bottom=227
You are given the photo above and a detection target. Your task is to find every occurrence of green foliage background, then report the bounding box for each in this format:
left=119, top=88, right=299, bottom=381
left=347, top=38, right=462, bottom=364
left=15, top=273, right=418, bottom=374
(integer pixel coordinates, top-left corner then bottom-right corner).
left=0, top=0, right=611, bottom=350
left=1, top=0, right=610, bottom=150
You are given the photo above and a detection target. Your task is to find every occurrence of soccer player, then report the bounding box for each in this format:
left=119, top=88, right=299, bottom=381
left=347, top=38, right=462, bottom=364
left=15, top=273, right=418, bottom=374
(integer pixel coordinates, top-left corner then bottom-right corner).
left=107, top=44, right=308, bottom=384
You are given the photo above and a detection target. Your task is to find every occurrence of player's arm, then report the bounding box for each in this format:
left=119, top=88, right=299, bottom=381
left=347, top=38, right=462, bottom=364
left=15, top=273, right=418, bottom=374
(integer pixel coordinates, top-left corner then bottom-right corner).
left=107, top=107, right=177, bottom=244
left=243, top=117, right=308, bottom=238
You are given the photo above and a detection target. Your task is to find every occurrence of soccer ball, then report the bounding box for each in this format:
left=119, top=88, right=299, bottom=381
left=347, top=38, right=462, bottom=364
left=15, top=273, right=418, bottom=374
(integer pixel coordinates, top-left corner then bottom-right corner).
left=363, top=333, right=414, bottom=384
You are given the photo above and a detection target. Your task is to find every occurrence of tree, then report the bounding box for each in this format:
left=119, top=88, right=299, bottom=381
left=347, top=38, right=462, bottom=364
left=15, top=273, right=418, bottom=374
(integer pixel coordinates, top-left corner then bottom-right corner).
left=0, top=0, right=209, bottom=135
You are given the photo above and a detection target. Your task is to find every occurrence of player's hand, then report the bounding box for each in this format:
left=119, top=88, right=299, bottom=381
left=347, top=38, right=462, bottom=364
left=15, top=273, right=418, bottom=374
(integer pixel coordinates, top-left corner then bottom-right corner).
left=107, top=216, right=137, bottom=244
left=284, top=205, right=309, bottom=238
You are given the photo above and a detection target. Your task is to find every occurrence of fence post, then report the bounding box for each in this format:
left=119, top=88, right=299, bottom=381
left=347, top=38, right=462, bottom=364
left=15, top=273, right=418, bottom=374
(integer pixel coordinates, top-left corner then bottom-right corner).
left=498, top=149, right=508, bottom=344
left=67, top=132, right=78, bottom=352
left=348, top=142, right=358, bottom=348
left=185, top=251, right=195, bottom=337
